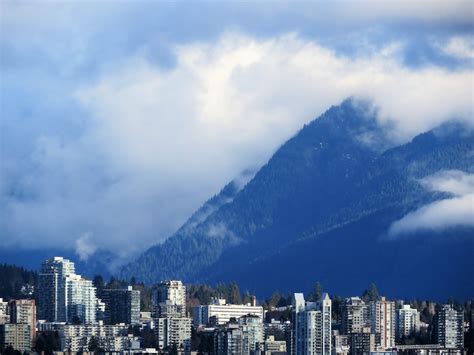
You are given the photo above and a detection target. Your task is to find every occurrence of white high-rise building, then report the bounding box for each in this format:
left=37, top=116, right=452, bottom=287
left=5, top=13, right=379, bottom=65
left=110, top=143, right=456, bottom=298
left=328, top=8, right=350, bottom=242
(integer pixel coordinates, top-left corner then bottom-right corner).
left=369, top=297, right=395, bottom=350
left=38, top=257, right=97, bottom=324
left=152, top=280, right=191, bottom=351
left=291, top=293, right=332, bottom=355
left=396, top=305, right=420, bottom=340
left=152, top=280, right=186, bottom=318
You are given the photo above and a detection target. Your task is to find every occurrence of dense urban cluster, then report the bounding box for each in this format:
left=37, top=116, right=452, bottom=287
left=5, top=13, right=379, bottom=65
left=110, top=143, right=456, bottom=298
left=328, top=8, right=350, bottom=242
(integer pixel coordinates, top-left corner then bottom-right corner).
left=0, top=256, right=472, bottom=355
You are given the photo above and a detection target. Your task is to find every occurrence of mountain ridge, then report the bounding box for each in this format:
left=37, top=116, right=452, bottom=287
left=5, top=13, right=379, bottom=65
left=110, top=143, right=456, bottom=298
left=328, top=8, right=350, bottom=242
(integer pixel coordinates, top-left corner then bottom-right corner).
left=120, top=99, right=474, bottom=299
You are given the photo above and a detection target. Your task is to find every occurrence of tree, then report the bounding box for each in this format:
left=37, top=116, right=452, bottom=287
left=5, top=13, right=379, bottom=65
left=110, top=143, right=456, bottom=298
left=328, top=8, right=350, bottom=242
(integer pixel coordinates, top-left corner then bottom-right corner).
left=269, top=292, right=282, bottom=308
left=362, top=283, right=379, bottom=302
left=309, top=282, right=322, bottom=301
left=228, top=282, right=242, bottom=304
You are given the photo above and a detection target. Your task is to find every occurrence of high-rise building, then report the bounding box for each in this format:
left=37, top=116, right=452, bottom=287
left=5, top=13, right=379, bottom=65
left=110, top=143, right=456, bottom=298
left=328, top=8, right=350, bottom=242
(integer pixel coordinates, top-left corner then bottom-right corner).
left=291, top=293, right=332, bottom=355
left=155, top=316, right=192, bottom=351
left=0, top=324, right=31, bottom=352
left=8, top=299, right=36, bottom=347
left=152, top=280, right=191, bottom=351
left=238, top=314, right=264, bottom=353
left=38, top=257, right=97, bottom=323
left=193, top=298, right=264, bottom=326
left=214, top=323, right=249, bottom=355
left=103, top=286, right=140, bottom=325
left=434, top=305, right=464, bottom=349
left=152, top=280, right=186, bottom=318
left=369, top=297, right=395, bottom=350
left=396, top=305, right=420, bottom=340
left=341, top=297, right=369, bottom=335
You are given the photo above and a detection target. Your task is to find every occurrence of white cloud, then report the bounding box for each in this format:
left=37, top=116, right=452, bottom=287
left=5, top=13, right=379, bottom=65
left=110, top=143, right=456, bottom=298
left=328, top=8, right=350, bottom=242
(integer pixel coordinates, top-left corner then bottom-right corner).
left=75, top=233, right=97, bottom=261
left=389, top=170, right=474, bottom=236
left=2, top=33, right=473, bottom=267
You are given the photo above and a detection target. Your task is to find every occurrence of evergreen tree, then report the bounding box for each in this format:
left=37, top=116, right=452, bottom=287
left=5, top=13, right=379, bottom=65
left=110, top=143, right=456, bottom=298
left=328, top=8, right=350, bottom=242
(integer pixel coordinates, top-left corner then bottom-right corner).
left=309, top=282, right=322, bottom=301
left=362, top=283, right=379, bottom=302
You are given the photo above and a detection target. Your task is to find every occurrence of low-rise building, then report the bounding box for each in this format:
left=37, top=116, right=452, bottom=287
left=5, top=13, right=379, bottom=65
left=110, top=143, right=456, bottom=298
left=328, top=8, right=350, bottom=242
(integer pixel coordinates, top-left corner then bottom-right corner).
left=261, top=335, right=287, bottom=354
left=194, top=298, right=264, bottom=326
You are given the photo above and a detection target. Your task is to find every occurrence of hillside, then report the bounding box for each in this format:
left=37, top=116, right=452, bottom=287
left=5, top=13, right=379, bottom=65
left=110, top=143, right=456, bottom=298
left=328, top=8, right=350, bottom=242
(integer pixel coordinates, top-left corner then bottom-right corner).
left=120, top=99, right=474, bottom=299
left=0, top=263, right=37, bottom=300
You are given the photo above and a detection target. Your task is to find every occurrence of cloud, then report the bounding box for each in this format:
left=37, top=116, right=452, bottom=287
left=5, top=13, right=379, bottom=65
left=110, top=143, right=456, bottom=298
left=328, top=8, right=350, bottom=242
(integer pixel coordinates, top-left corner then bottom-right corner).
left=75, top=233, right=98, bottom=261
left=1, top=2, right=473, bottom=269
left=389, top=170, right=474, bottom=236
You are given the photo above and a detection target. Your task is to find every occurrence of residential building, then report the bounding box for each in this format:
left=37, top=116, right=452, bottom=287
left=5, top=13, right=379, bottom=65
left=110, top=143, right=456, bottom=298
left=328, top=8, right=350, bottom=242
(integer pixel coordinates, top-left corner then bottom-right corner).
left=193, top=298, right=264, bottom=326
left=291, top=292, right=332, bottom=355
left=152, top=280, right=192, bottom=351
left=350, top=327, right=376, bottom=355
left=0, top=299, right=8, bottom=324
left=8, top=299, right=36, bottom=347
left=342, top=297, right=369, bottom=335
left=434, top=305, right=463, bottom=349
left=370, top=297, right=396, bottom=350
left=103, top=286, right=140, bottom=325
left=262, top=335, right=287, bottom=354
left=37, top=321, right=139, bottom=352
left=332, top=331, right=349, bottom=355
left=38, top=256, right=97, bottom=323
left=214, top=323, right=250, bottom=355
left=152, top=280, right=186, bottom=318
left=238, top=314, right=264, bottom=352
left=0, top=323, right=31, bottom=352
left=397, top=305, right=420, bottom=340
left=155, top=316, right=192, bottom=351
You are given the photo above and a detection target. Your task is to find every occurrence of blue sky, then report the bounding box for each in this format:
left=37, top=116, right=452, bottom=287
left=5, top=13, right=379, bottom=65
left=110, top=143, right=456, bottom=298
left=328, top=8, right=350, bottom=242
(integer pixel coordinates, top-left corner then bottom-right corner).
left=1, top=1, right=473, bottom=268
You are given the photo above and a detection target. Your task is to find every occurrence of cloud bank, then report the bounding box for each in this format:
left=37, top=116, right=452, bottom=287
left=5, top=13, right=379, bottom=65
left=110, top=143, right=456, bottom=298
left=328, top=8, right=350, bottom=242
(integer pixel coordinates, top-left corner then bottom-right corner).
left=389, top=170, right=474, bottom=236
left=1, top=2, right=473, bottom=267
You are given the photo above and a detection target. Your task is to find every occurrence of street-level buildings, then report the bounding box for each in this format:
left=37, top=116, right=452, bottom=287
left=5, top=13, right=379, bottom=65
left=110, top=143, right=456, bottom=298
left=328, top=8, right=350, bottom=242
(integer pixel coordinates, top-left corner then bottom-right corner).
left=37, top=321, right=140, bottom=352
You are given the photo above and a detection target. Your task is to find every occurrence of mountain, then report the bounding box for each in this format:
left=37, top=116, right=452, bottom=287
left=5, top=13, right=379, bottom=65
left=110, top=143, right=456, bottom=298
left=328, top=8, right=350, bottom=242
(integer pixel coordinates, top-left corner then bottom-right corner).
left=120, top=99, right=474, bottom=300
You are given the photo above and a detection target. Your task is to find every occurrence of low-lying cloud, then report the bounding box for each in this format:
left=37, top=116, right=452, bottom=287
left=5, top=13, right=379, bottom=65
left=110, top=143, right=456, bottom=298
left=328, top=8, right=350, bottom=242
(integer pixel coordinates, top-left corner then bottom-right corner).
left=1, top=30, right=473, bottom=268
left=389, top=170, right=474, bottom=236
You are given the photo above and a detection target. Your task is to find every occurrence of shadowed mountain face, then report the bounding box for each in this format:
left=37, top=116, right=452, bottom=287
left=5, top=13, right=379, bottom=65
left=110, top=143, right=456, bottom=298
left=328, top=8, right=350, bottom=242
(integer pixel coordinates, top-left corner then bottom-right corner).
left=120, top=99, right=474, bottom=300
